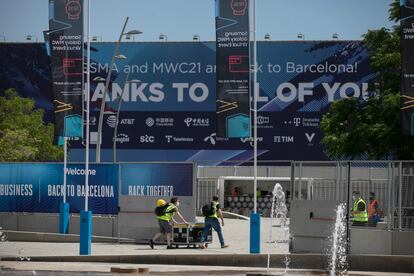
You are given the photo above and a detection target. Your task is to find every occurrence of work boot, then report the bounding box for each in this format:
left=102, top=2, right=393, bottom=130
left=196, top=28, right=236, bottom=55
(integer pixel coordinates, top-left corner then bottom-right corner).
left=221, top=244, right=229, bottom=248
left=149, top=239, right=154, bottom=249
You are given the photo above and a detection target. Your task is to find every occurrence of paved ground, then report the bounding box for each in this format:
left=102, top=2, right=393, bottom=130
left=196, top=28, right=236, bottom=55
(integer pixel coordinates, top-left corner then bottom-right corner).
left=0, top=218, right=289, bottom=257
left=0, top=218, right=413, bottom=275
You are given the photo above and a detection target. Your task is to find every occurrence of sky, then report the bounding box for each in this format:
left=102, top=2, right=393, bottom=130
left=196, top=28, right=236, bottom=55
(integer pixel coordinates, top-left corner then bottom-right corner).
left=0, top=0, right=395, bottom=42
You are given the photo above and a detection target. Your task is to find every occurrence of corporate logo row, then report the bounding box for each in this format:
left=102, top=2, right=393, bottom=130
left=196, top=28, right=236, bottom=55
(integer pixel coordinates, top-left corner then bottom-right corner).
left=69, top=113, right=322, bottom=149
left=87, top=114, right=320, bottom=129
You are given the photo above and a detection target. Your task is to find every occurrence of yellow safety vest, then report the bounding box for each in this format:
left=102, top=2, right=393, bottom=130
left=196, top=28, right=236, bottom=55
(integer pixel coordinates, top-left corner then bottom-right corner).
left=157, top=203, right=176, bottom=221
left=208, top=201, right=219, bottom=219
left=353, top=198, right=368, bottom=222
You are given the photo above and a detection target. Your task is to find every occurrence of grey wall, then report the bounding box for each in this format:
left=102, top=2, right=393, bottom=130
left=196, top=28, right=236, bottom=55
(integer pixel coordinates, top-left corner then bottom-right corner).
left=290, top=200, right=340, bottom=253
left=350, top=228, right=414, bottom=255
left=0, top=213, right=116, bottom=237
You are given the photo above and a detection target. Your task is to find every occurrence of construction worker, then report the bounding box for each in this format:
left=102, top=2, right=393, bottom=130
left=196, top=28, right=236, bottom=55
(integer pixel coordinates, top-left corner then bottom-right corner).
left=351, top=191, right=368, bottom=226
left=368, top=192, right=380, bottom=227
left=199, top=195, right=229, bottom=249
left=150, top=197, right=188, bottom=249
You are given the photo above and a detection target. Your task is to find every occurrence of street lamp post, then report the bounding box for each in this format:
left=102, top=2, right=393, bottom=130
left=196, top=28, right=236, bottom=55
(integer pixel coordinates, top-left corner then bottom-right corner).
left=95, top=16, right=142, bottom=162
left=112, top=74, right=140, bottom=162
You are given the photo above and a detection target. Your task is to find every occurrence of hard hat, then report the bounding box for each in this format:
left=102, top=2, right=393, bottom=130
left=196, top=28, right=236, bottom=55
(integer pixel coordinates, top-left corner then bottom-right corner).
left=157, top=199, right=166, bottom=207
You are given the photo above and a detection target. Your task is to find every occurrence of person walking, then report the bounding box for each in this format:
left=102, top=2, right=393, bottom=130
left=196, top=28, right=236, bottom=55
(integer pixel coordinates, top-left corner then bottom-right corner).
left=368, top=192, right=380, bottom=227
left=199, top=195, right=229, bottom=249
left=351, top=191, right=368, bottom=226
left=150, top=197, right=189, bottom=249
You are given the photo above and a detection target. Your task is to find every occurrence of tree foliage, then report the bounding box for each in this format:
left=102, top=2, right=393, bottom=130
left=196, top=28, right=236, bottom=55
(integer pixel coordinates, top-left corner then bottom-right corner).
left=0, top=88, right=63, bottom=161
left=321, top=0, right=414, bottom=160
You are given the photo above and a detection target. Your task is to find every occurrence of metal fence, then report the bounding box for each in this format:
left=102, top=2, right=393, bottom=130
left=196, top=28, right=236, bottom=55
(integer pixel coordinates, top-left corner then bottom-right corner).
left=195, top=160, right=414, bottom=230
left=292, top=161, right=414, bottom=231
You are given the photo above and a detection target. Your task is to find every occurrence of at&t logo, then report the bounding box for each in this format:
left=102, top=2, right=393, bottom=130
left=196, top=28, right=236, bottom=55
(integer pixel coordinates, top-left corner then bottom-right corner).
left=106, top=115, right=117, bottom=128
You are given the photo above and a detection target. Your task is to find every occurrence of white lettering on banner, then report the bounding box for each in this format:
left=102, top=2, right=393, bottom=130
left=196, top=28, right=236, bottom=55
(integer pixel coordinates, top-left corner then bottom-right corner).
left=152, top=62, right=202, bottom=74
left=65, top=167, right=96, bottom=176
left=47, top=184, right=76, bottom=197
left=276, top=82, right=368, bottom=103
left=0, top=184, right=33, bottom=196
left=140, top=135, right=155, bottom=143
left=174, top=82, right=209, bottom=103
left=286, top=62, right=358, bottom=74
left=165, top=135, right=194, bottom=143
left=76, top=185, right=114, bottom=197
left=273, top=136, right=294, bottom=143
left=127, top=185, right=174, bottom=196
left=89, top=81, right=369, bottom=104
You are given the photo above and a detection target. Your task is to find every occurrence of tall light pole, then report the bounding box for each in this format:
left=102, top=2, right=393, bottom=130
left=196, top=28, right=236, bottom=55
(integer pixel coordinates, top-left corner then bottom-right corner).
left=113, top=74, right=140, bottom=162
left=95, top=16, right=142, bottom=162
left=253, top=0, right=258, bottom=215
left=80, top=0, right=92, bottom=256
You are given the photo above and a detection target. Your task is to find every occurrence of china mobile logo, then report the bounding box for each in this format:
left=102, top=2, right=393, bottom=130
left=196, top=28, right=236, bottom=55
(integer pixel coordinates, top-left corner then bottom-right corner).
left=146, top=117, right=155, bottom=127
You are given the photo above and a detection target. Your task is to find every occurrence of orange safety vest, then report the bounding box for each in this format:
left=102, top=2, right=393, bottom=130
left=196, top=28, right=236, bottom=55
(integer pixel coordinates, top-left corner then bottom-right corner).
left=368, top=199, right=379, bottom=217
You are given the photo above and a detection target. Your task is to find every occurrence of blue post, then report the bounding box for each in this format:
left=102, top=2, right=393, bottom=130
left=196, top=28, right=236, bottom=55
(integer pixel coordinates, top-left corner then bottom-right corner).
left=80, top=210, right=92, bottom=255
left=59, top=202, right=70, bottom=234
left=250, top=212, right=261, bottom=254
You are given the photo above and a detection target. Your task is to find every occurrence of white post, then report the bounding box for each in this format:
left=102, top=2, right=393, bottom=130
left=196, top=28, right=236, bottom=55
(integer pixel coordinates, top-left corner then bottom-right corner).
left=96, top=17, right=129, bottom=163
left=63, top=137, right=67, bottom=203
left=85, top=0, right=91, bottom=211
left=253, top=0, right=258, bottom=214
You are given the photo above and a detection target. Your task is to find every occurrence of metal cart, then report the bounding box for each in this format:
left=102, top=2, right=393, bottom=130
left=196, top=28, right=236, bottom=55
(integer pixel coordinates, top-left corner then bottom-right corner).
left=172, top=222, right=212, bottom=248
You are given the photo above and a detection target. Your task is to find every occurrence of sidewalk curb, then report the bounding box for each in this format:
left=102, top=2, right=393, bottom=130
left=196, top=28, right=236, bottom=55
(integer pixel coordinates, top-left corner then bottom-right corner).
left=1, top=254, right=413, bottom=273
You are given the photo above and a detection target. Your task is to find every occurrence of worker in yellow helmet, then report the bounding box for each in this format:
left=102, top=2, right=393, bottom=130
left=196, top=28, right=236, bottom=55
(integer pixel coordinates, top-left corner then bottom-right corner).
left=150, top=197, right=189, bottom=249
left=351, top=191, right=368, bottom=226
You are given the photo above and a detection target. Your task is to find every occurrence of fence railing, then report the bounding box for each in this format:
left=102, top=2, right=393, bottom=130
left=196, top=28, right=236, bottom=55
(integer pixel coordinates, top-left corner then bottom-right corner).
left=195, top=160, right=414, bottom=230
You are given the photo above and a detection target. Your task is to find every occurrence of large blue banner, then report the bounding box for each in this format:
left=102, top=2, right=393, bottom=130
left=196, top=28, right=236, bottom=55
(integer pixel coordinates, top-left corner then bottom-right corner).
left=0, top=41, right=374, bottom=161
left=120, top=163, right=193, bottom=197
left=0, top=163, right=118, bottom=214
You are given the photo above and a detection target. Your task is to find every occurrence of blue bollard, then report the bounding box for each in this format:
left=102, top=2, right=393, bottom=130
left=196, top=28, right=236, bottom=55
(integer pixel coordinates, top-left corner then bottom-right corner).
left=250, top=212, right=261, bottom=254
left=80, top=210, right=92, bottom=255
left=59, top=202, right=69, bottom=234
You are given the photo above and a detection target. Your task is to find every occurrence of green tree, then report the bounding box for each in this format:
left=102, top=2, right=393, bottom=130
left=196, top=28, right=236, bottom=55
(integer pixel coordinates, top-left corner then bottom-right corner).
left=0, top=88, right=63, bottom=161
left=321, top=0, right=414, bottom=160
